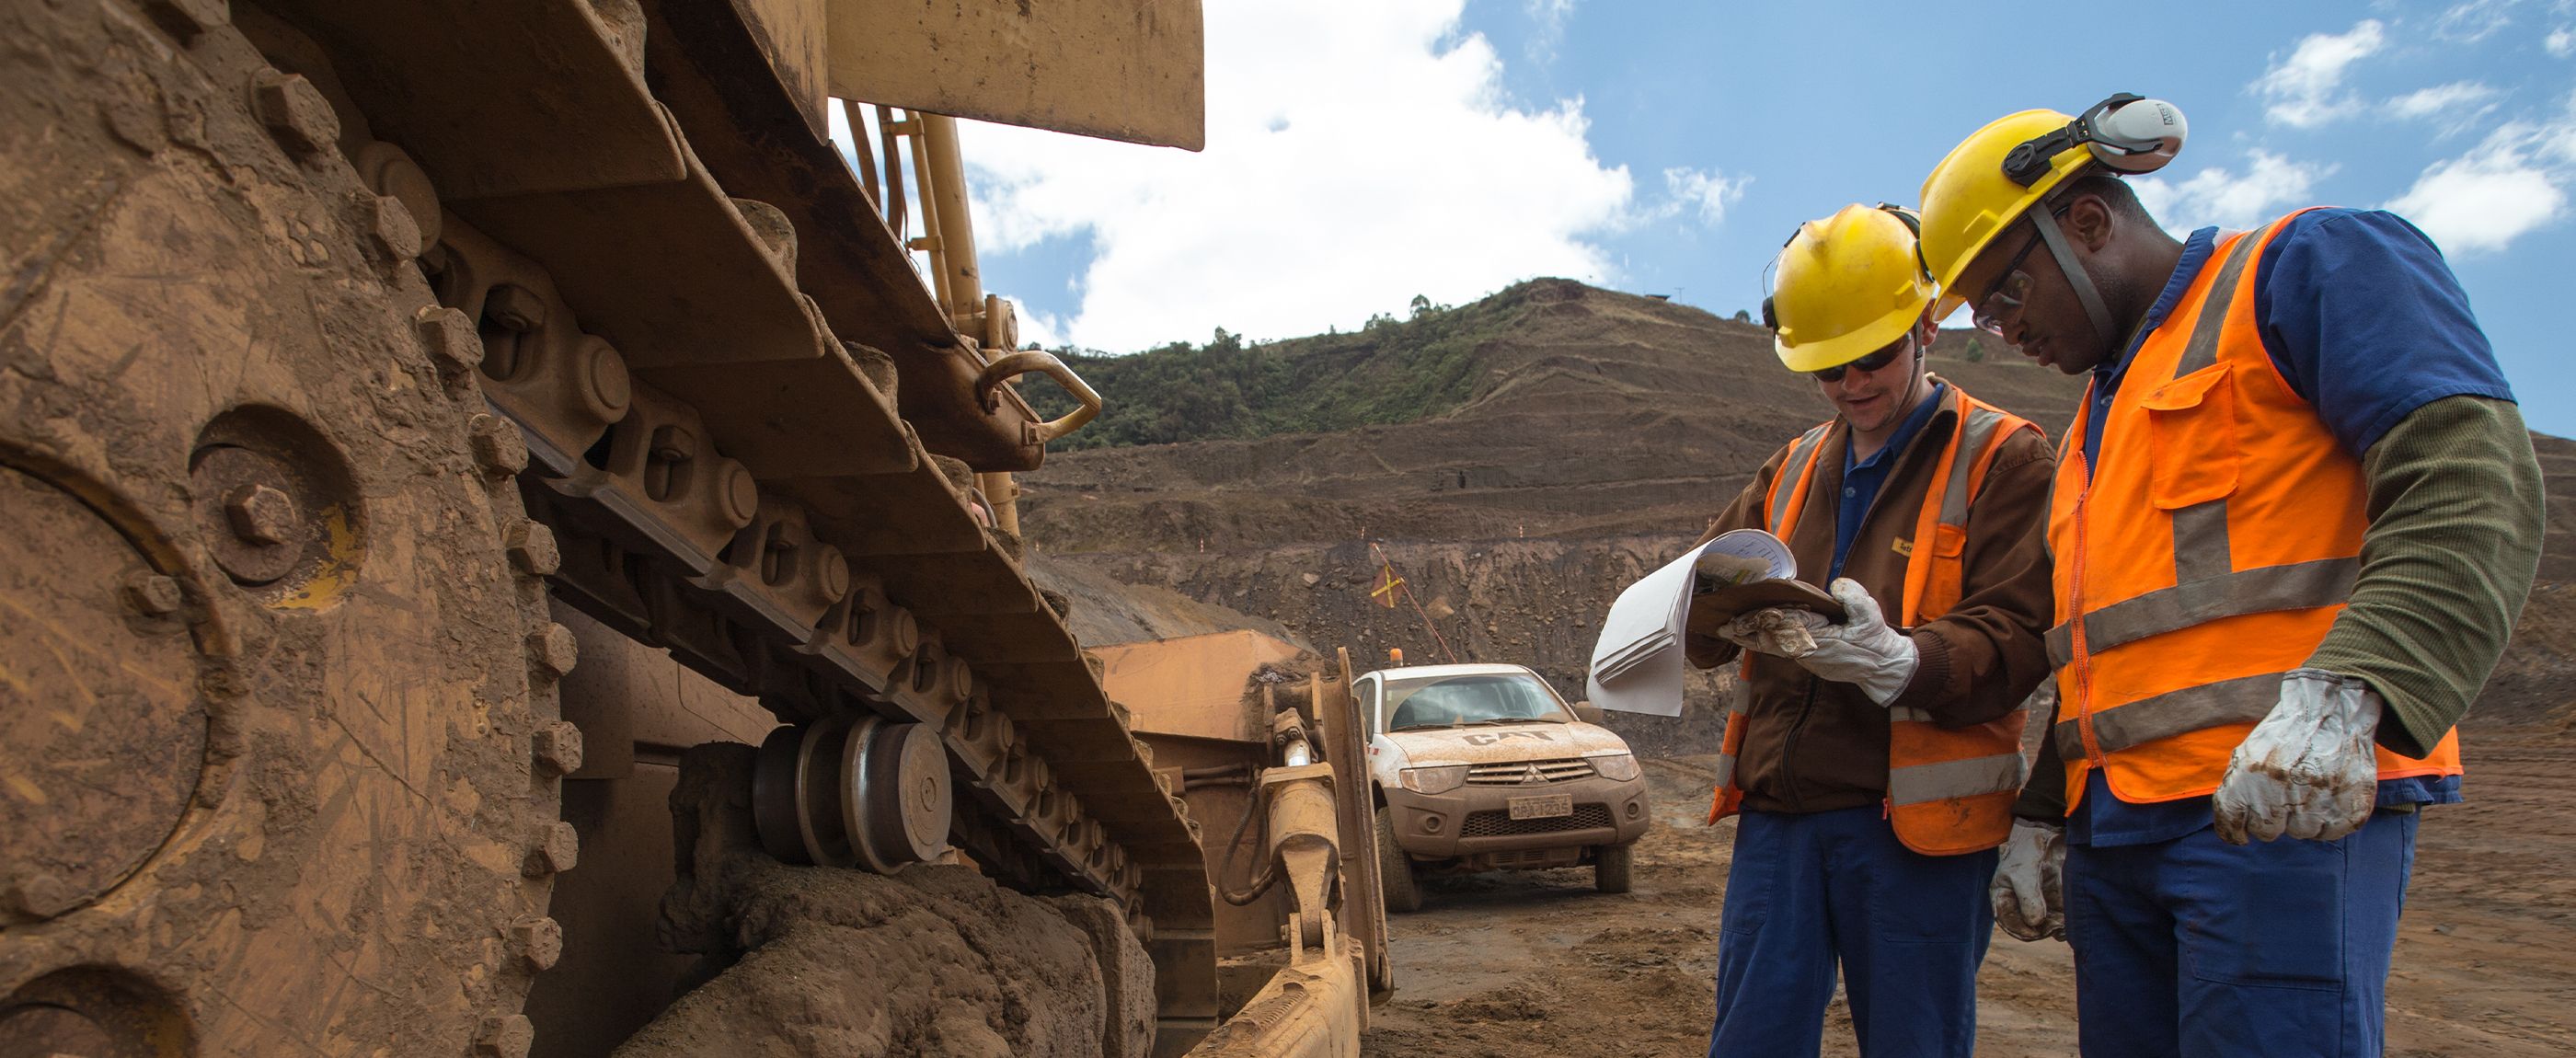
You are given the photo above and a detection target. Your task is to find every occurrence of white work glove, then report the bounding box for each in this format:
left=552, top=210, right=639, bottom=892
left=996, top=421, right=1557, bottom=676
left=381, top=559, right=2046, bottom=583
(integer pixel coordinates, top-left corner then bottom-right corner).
left=1992, top=820, right=2066, bottom=942
left=1792, top=579, right=1920, bottom=706
left=1716, top=607, right=1830, bottom=659
left=2213, top=669, right=2382, bottom=845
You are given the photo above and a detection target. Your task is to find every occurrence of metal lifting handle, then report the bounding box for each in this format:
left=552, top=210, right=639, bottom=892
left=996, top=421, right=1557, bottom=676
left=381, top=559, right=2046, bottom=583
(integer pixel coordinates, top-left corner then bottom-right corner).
left=974, top=350, right=1101, bottom=445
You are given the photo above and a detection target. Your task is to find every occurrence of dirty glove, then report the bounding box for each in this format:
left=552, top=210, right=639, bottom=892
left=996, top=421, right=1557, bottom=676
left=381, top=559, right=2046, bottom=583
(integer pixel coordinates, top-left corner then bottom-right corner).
left=1792, top=579, right=1919, bottom=706
left=1716, top=607, right=1830, bottom=659
left=2213, top=669, right=2381, bottom=845
left=1992, top=820, right=2066, bottom=941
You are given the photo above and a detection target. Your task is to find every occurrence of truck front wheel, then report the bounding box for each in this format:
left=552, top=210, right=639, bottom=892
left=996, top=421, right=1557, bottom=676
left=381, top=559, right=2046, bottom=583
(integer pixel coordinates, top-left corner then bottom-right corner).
left=1594, top=844, right=1634, bottom=894
left=1376, top=807, right=1422, bottom=913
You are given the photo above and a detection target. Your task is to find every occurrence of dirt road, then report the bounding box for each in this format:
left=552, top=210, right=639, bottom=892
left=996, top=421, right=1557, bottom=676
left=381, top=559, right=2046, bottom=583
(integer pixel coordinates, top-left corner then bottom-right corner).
left=1361, top=741, right=2576, bottom=1057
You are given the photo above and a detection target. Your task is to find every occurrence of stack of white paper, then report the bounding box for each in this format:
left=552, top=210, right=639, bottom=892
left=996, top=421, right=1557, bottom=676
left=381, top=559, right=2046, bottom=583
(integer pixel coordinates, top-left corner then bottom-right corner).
left=1586, top=531, right=1797, bottom=717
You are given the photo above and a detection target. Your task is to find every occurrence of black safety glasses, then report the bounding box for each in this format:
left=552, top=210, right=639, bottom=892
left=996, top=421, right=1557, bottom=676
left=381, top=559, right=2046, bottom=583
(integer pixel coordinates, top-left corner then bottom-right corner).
left=1807, top=337, right=1911, bottom=383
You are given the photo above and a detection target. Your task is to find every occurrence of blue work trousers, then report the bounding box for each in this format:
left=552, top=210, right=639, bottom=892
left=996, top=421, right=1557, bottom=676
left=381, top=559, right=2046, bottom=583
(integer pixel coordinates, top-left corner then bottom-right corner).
left=2065, top=809, right=2420, bottom=1058
left=1708, top=806, right=1995, bottom=1058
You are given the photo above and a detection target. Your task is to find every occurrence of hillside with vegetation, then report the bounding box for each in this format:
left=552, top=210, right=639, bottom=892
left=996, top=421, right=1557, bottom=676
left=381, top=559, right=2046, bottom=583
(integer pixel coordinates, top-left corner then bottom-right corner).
left=1025, top=286, right=1604, bottom=450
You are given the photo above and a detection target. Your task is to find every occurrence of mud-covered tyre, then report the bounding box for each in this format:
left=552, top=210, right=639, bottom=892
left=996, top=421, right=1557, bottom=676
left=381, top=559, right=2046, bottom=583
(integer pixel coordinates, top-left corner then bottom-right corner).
left=0, top=7, right=567, bottom=1053
left=1594, top=843, right=1634, bottom=894
left=1376, top=807, right=1422, bottom=913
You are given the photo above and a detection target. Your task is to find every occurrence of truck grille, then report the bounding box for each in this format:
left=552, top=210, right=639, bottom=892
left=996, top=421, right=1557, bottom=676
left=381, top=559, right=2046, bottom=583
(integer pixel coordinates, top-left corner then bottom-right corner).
left=1465, top=757, right=1595, bottom=786
left=1457, top=803, right=1615, bottom=838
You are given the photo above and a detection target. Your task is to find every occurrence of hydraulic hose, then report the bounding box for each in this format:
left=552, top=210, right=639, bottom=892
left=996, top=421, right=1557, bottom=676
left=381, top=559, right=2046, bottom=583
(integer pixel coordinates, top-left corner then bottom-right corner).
left=1217, top=780, right=1282, bottom=907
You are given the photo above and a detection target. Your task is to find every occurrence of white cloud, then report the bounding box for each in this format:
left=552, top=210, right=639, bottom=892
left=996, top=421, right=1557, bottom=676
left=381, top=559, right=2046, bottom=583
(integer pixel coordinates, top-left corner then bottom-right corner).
left=1656, top=167, right=1750, bottom=227
left=2390, top=80, right=2501, bottom=120
left=2254, top=19, right=2386, bottom=127
left=953, top=0, right=1639, bottom=352
left=1525, top=0, right=1579, bottom=64
left=2130, top=151, right=2337, bottom=231
left=2549, top=27, right=2576, bottom=55
left=2436, top=0, right=2517, bottom=42
left=2389, top=80, right=2504, bottom=136
left=2384, top=103, right=2576, bottom=252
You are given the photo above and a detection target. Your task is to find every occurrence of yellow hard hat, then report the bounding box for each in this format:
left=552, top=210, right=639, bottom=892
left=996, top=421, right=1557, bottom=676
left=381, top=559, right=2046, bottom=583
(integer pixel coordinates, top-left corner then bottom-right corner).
left=1916, top=109, right=2087, bottom=317
left=1919, top=97, right=2186, bottom=316
left=1767, top=203, right=1934, bottom=374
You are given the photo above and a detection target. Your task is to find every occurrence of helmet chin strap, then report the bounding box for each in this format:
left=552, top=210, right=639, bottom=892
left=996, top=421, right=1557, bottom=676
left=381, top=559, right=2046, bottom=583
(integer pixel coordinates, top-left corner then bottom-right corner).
left=2030, top=206, right=2118, bottom=356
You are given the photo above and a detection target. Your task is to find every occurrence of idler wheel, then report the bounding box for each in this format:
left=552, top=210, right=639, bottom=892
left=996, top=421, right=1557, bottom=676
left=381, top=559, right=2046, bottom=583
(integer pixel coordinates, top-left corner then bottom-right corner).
left=753, top=716, right=951, bottom=872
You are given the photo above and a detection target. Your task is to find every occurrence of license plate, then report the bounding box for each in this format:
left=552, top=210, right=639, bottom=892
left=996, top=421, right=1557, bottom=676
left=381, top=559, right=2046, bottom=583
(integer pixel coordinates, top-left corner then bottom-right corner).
left=1508, top=794, right=1573, bottom=820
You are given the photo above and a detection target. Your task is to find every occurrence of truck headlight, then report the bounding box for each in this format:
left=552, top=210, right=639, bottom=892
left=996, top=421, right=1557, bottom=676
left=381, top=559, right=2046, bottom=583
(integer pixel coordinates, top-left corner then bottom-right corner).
left=1588, top=753, right=1640, bottom=781
left=1399, top=765, right=1468, bottom=795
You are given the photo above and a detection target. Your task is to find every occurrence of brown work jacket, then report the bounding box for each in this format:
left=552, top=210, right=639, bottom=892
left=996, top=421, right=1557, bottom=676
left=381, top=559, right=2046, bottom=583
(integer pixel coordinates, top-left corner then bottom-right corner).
left=1686, top=382, right=2057, bottom=814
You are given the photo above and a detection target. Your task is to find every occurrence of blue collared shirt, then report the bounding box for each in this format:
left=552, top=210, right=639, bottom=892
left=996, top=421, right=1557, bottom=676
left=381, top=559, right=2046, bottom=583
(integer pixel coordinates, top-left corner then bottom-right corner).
left=1830, top=381, right=1947, bottom=581
left=2067, top=210, right=2504, bottom=846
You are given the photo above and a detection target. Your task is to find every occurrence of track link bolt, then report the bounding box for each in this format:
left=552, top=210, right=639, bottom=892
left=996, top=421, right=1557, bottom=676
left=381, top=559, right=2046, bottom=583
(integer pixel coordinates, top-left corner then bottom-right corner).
left=533, top=720, right=584, bottom=776
left=144, top=0, right=228, bottom=40
left=523, top=820, right=580, bottom=877
left=248, top=69, right=338, bottom=156
left=487, top=284, right=547, bottom=333
left=504, top=520, right=559, bottom=577
left=511, top=915, right=563, bottom=971
left=416, top=305, right=482, bottom=378
left=363, top=193, right=422, bottom=261
left=527, top=623, right=579, bottom=680
left=222, top=484, right=299, bottom=546
left=468, top=414, right=530, bottom=477
left=475, top=1014, right=535, bottom=1058
left=121, top=572, right=183, bottom=616
left=2, top=872, right=75, bottom=919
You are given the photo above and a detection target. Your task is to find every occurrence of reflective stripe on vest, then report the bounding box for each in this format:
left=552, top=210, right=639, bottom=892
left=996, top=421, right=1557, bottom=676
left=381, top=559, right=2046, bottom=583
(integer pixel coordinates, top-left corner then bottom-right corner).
left=2047, top=213, right=2464, bottom=805
left=1708, top=386, right=2036, bottom=852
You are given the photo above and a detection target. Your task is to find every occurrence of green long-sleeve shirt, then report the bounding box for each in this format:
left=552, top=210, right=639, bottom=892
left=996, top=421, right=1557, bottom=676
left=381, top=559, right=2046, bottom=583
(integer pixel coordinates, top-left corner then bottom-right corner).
left=2016, top=395, right=2547, bottom=819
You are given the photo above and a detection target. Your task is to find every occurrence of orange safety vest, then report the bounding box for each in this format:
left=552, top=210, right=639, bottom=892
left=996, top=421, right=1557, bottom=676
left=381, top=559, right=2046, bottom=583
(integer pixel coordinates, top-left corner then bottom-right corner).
left=1707, top=385, right=2040, bottom=856
left=2048, top=211, right=2463, bottom=809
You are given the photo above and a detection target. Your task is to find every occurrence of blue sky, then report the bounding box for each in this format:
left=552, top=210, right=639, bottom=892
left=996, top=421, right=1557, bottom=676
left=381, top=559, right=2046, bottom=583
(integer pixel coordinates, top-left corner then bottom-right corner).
left=947, top=1, right=2576, bottom=436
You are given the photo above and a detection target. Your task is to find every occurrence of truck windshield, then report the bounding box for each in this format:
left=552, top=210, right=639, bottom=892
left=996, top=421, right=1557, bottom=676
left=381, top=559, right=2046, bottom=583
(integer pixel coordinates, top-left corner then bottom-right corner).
left=1383, top=673, right=1570, bottom=730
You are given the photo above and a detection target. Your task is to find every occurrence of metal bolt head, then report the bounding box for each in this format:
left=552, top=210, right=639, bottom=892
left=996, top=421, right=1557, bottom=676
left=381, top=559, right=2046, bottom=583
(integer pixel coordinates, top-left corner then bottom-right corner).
left=523, top=820, right=580, bottom=877
left=121, top=572, right=183, bottom=615
left=3, top=872, right=75, bottom=919
left=813, top=546, right=850, bottom=604
left=716, top=461, right=759, bottom=528
left=248, top=70, right=338, bottom=156
left=364, top=193, right=421, bottom=261
left=503, top=520, right=559, bottom=577
left=468, top=414, right=530, bottom=477
left=475, top=1014, right=535, bottom=1058
left=527, top=623, right=579, bottom=680
left=512, top=915, right=563, bottom=970
left=223, top=484, right=299, bottom=546
left=532, top=720, right=584, bottom=776
left=486, top=284, right=546, bottom=333
left=415, top=305, right=482, bottom=376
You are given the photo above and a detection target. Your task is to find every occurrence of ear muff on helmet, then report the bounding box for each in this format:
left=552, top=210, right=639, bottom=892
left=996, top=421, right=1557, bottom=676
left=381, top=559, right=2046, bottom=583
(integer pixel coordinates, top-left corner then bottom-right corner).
left=1760, top=294, right=1777, bottom=331
left=2002, top=94, right=2187, bottom=186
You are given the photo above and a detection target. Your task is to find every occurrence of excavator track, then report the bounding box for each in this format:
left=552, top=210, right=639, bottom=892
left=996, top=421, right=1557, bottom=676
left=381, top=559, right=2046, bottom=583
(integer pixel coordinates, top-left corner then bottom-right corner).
left=3, top=0, right=1219, bottom=1053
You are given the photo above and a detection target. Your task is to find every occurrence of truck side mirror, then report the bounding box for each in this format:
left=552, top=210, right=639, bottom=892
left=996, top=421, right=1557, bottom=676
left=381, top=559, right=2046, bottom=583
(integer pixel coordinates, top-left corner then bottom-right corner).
left=1572, top=700, right=1605, bottom=725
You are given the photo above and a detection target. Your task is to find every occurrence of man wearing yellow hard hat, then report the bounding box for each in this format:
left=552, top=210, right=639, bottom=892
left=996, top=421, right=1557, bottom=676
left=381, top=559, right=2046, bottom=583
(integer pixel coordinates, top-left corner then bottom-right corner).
left=1918, top=95, right=2545, bottom=1057
left=1682, top=203, right=2056, bottom=1056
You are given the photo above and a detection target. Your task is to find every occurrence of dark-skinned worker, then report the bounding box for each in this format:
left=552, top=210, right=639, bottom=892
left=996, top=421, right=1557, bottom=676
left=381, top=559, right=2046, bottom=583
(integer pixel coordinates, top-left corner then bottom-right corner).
left=1682, top=203, right=2057, bottom=1058
left=1916, top=96, right=2546, bottom=1058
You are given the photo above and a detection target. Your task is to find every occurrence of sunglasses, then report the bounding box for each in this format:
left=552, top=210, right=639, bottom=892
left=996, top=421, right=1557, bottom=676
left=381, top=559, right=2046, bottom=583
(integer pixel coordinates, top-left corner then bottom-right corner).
left=1971, top=205, right=2071, bottom=338
left=1808, top=339, right=1910, bottom=383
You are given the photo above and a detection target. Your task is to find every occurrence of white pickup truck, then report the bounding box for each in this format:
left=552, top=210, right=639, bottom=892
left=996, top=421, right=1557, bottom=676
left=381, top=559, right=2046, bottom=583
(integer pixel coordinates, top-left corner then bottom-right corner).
left=1358, top=661, right=1650, bottom=911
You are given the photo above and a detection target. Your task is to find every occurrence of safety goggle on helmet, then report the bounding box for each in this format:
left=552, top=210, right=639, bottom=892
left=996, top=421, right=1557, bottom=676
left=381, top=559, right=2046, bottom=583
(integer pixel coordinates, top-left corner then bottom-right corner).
left=1916, top=95, right=2187, bottom=340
